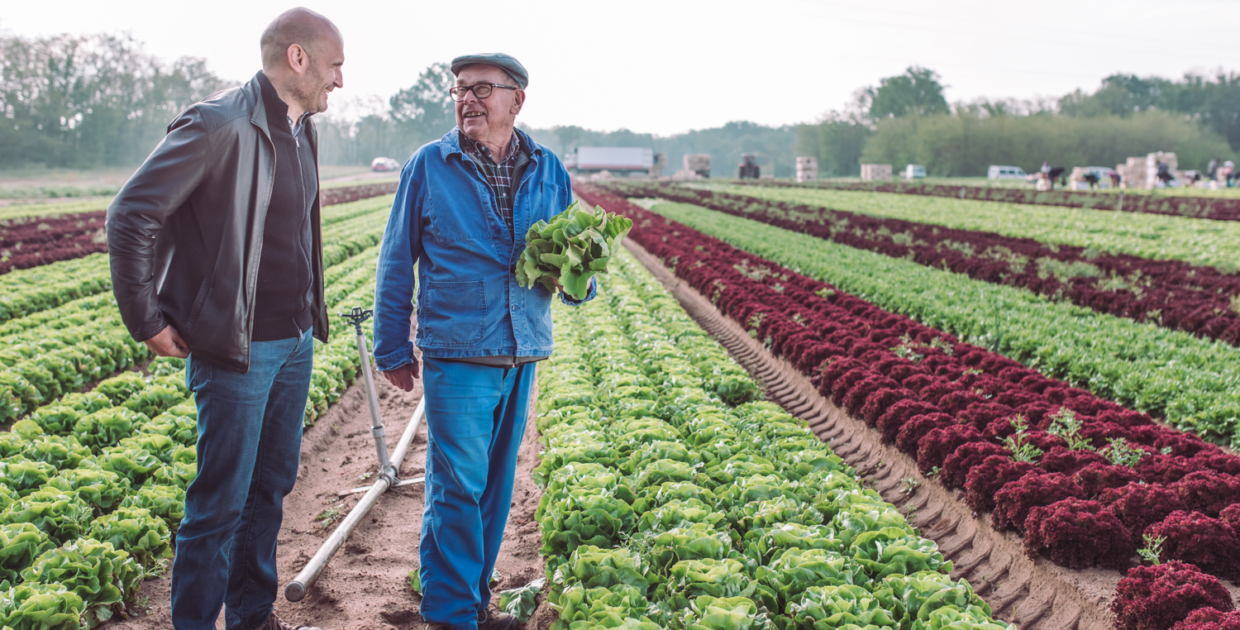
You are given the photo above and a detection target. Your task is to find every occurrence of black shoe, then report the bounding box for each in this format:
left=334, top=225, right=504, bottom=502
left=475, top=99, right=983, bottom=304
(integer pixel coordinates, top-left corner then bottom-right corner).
left=478, top=609, right=522, bottom=630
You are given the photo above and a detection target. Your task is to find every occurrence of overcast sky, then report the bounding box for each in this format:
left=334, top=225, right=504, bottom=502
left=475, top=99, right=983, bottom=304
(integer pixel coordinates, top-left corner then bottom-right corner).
left=2, top=0, right=1234, bottom=136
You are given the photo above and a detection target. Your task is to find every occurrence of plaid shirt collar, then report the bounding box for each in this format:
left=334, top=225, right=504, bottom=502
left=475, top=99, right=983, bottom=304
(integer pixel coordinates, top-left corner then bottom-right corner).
left=459, top=130, right=522, bottom=165
left=459, top=130, right=529, bottom=238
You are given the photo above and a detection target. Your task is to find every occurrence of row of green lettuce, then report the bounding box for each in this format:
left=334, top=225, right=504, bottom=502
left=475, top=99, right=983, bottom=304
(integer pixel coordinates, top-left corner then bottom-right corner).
left=0, top=193, right=395, bottom=325
left=708, top=184, right=1240, bottom=273
left=644, top=200, right=1240, bottom=449
left=533, top=251, right=1011, bottom=630
left=0, top=252, right=381, bottom=629
left=0, top=202, right=394, bottom=425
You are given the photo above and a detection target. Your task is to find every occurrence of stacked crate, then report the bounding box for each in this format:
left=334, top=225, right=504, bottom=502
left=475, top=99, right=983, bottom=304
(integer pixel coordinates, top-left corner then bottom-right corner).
left=796, top=156, right=818, bottom=183
left=860, top=164, right=892, bottom=181
left=1144, top=152, right=1178, bottom=188
left=683, top=154, right=711, bottom=179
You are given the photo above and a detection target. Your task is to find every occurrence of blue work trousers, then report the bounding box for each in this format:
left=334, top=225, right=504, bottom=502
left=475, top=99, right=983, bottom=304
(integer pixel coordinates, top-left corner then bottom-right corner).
left=171, top=328, right=314, bottom=630
left=418, top=357, right=536, bottom=630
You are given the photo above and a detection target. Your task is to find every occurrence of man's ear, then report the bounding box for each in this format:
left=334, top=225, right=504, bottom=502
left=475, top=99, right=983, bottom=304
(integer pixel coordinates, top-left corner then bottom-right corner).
left=286, top=43, right=310, bottom=74
left=511, top=89, right=525, bottom=115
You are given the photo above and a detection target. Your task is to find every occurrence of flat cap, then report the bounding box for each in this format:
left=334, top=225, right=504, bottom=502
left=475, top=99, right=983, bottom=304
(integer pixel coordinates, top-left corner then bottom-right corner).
left=450, top=53, right=528, bottom=89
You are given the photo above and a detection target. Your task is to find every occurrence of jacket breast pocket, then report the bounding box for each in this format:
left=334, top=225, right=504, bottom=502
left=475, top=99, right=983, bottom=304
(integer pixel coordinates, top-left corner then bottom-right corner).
left=421, top=280, right=486, bottom=347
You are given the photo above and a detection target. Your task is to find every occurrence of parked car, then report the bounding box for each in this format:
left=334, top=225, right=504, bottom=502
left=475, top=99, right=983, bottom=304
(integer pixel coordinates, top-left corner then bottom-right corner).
left=987, top=165, right=1028, bottom=180
left=371, top=157, right=401, bottom=172
left=904, top=165, right=927, bottom=179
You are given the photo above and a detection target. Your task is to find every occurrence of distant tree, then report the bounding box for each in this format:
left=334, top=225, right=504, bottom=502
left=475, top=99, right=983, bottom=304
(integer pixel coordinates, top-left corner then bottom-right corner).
left=796, top=112, right=871, bottom=176
left=865, top=66, right=949, bottom=120
left=388, top=62, right=455, bottom=147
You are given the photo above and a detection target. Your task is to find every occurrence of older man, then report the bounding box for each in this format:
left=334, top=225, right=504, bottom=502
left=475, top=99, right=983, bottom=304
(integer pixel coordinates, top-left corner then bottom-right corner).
left=373, top=54, right=593, bottom=630
left=107, top=7, right=341, bottom=630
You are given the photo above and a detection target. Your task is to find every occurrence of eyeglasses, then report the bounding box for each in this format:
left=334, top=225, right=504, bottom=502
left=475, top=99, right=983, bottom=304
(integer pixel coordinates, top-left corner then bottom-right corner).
left=449, top=83, right=518, bottom=101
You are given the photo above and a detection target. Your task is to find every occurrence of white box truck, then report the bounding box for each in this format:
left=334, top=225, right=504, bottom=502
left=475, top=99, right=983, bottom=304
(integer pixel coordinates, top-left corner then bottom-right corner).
left=568, top=147, right=654, bottom=175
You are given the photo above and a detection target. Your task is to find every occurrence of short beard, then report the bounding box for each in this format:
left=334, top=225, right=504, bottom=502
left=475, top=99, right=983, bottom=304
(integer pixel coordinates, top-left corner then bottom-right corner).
left=290, top=52, right=327, bottom=114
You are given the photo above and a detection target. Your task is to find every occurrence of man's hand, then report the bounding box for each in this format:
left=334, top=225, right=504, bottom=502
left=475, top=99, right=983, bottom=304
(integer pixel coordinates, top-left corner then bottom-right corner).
left=145, top=325, right=190, bottom=359
left=381, top=361, right=421, bottom=392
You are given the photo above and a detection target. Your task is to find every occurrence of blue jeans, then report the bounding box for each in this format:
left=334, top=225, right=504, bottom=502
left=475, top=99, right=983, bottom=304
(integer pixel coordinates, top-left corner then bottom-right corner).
left=418, top=358, right=536, bottom=630
left=172, top=328, right=314, bottom=630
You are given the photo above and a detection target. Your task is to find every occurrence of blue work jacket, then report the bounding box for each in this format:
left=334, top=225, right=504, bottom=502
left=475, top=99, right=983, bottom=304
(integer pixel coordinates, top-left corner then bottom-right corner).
left=372, top=127, right=594, bottom=371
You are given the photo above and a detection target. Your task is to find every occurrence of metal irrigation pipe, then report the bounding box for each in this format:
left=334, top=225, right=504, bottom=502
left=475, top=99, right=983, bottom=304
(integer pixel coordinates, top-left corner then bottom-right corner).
left=284, top=308, right=427, bottom=603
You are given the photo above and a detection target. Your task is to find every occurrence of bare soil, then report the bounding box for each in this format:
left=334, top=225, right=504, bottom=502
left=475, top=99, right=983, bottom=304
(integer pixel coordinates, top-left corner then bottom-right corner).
left=107, top=369, right=553, bottom=630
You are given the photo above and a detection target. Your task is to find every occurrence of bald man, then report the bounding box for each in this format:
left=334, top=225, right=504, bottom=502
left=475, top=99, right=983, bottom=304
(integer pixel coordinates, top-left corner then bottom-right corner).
left=106, top=7, right=343, bottom=630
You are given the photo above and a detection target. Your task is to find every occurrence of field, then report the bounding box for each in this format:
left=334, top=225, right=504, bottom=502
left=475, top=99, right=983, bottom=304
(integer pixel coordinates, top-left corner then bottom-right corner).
left=2, top=174, right=1239, bottom=630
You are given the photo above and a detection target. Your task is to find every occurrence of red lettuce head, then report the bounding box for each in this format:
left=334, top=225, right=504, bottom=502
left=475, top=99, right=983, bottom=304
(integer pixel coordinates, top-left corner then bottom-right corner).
left=876, top=400, right=940, bottom=444
left=1111, top=561, right=1234, bottom=630
left=1171, top=607, right=1240, bottom=630
left=858, top=387, right=913, bottom=427
left=1039, top=446, right=1108, bottom=475
left=1102, top=482, right=1191, bottom=539
left=1145, top=511, right=1240, bottom=583
left=992, top=471, right=1087, bottom=532
left=1023, top=497, right=1136, bottom=570
left=895, top=413, right=954, bottom=455
left=916, top=425, right=983, bottom=475
left=964, top=456, right=1037, bottom=513
left=1138, top=455, right=1200, bottom=485
left=1221, top=504, right=1240, bottom=533
left=1172, top=471, right=1240, bottom=517
left=1073, top=462, right=1141, bottom=498
left=941, top=442, right=1009, bottom=490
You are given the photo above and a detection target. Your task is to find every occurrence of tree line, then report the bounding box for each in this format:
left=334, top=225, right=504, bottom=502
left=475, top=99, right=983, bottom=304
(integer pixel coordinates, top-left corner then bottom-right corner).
left=3, top=30, right=1235, bottom=179
left=0, top=33, right=230, bottom=168
left=797, top=66, right=1240, bottom=177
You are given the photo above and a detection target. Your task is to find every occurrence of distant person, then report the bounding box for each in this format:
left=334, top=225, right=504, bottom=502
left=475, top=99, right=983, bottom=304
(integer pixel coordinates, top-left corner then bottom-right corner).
left=1083, top=171, right=1100, bottom=189
left=1156, top=160, right=1173, bottom=186
left=106, top=7, right=342, bottom=630
left=1224, top=161, right=1236, bottom=187
left=1109, top=170, right=1121, bottom=188
left=1207, top=157, right=1219, bottom=182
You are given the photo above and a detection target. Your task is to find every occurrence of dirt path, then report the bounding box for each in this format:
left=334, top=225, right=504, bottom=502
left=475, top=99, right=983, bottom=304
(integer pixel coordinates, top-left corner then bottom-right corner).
left=108, top=370, right=552, bottom=630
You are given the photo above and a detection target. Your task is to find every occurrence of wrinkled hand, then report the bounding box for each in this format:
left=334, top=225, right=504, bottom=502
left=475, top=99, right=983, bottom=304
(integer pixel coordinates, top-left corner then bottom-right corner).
left=145, top=325, right=189, bottom=359
left=381, top=361, right=421, bottom=392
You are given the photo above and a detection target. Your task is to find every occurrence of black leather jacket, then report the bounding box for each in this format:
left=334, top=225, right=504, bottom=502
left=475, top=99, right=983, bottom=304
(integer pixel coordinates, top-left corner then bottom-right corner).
left=107, top=74, right=328, bottom=373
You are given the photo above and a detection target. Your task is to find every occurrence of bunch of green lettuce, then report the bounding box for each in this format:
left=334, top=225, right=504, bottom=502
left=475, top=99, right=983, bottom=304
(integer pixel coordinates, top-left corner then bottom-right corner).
left=553, top=583, right=657, bottom=630
left=96, top=444, right=163, bottom=486
left=0, top=456, right=57, bottom=497
left=550, top=546, right=651, bottom=605
left=0, top=582, right=85, bottom=630
left=22, top=434, right=92, bottom=470
left=72, top=407, right=145, bottom=453
left=92, top=372, right=147, bottom=406
left=787, top=584, right=899, bottom=629
left=538, top=487, right=635, bottom=558
left=873, top=572, right=989, bottom=629
left=149, top=459, right=197, bottom=490
left=516, top=201, right=633, bottom=301
left=755, top=548, right=858, bottom=613
left=498, top=577, right=544, bottom=624
left=1, top=488, right=94, bottom=544
left=141, top=413, right=198, bottom=446
left=86, top=507, right=173, bottom=571
left=0, top=522, right=56, bottom=587
left=118, top=484, right=185, bottom=533
left=20, top=538, right=142, bottom=627
left=45, top=468, right=131, bottom=514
